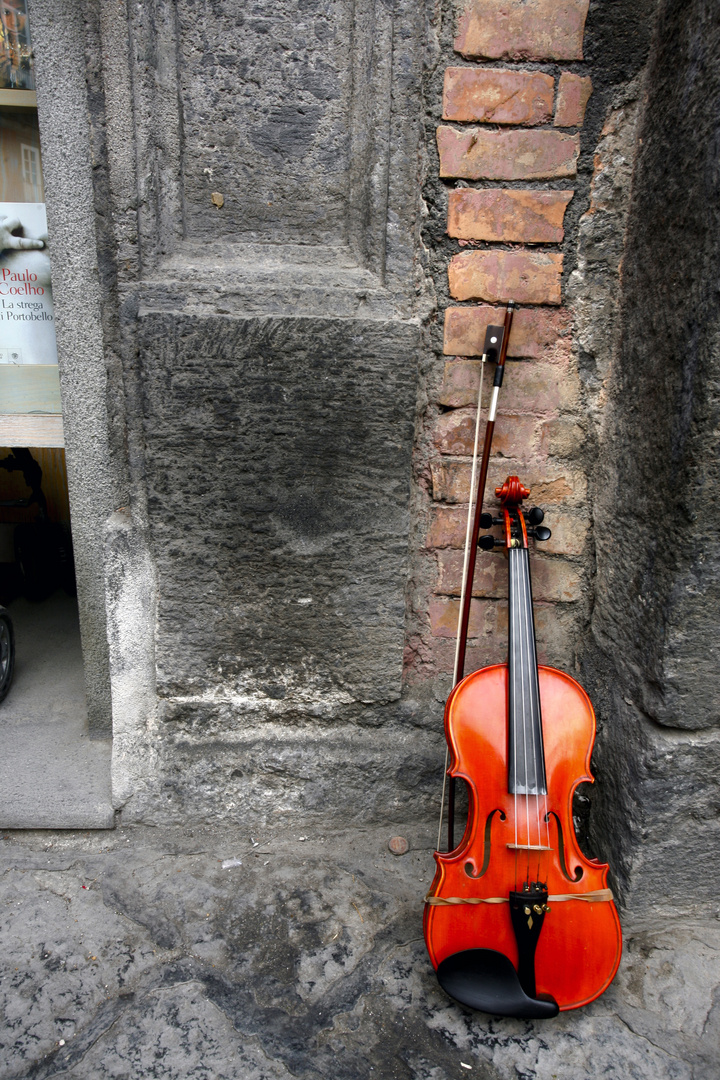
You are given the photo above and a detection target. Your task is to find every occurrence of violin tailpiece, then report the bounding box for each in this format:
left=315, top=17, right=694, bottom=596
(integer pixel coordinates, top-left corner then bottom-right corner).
left=509, top=884, right=550, bottom=1000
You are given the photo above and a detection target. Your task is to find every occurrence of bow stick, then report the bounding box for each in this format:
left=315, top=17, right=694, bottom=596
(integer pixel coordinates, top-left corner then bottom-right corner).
left=440, top=300, right=516, bottom=852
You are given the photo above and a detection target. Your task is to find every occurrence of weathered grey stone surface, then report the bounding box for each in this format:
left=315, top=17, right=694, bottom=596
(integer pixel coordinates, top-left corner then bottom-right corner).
left=98, top=311, right=431, bottom=825
left=28, top=0, right=120, bottom=736
left=578, top=0, right=720, bottom=916
left=174, top=0, right=390, bottom=255
left=1, top=826, right=718, bottom=1079
left=23, top=0, right=432, bottom=824
left=138, top=315, right=417, bottom=704
left=592, top=0, right=720, bottom=731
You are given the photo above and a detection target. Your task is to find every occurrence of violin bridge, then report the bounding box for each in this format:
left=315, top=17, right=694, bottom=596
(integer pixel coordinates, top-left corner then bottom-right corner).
left=506, top=844, right=553, bottom=851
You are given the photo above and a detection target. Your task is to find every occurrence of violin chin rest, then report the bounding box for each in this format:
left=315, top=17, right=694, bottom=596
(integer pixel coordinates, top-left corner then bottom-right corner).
left=436, top=949, right=559, bottom=1019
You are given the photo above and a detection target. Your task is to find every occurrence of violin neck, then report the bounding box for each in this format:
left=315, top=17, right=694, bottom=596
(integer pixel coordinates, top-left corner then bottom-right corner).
left=508, top=547, right=547, bottom=796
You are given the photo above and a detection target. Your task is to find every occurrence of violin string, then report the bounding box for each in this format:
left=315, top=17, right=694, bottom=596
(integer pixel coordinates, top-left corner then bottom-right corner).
left=436, top=354, right=486, bottom=854
left=513, top=547, right=528, bottom=886
left=511, top=547, right=518, bottom=871
left=526, top=543, right=552, bottom=875
left=522, top=548, right=543, bottom=869
left=517, top=545, right=531, bottom=885
left=525, top=543, right=552, bottom=879
left=524, top=550, right=532, bottom=878
left=524, top=565, right=532, bottom=887
left=520, top=548, right=533, bottom=868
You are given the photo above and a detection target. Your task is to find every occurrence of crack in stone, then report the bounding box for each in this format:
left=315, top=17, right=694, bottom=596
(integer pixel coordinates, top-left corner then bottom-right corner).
left=23, top=996, right=133, bottom=1080
left=614, top=1011, right=690, bottom=1071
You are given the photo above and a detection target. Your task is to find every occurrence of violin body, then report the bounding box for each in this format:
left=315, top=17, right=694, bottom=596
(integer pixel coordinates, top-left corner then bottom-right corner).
left=424, top=662, right=622, bottom=1011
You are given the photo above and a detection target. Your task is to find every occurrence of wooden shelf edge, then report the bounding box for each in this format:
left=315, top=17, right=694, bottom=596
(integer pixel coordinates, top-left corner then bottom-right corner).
left=0, top=413, right=64, bottom=447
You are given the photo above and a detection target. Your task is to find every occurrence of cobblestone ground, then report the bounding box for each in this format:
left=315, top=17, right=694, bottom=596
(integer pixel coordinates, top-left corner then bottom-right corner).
left=0, top=826, right=717, bottom=1080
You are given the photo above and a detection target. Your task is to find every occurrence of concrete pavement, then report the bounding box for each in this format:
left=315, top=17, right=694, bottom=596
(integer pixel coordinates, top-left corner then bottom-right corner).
left=0, top=824, right=717, bottom=1079
left=0, top=593, right=112, bottom=829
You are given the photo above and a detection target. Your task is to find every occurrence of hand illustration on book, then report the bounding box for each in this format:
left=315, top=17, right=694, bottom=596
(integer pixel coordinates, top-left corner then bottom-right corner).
left=0, top=215, right=45, bottom=255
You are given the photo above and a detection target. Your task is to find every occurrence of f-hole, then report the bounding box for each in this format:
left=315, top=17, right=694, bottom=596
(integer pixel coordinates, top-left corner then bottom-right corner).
left=465, top=808, right=506, bottom=879
left=546, top=811, right=583, bottom=882
left=448, top=776, right=472, bottom=855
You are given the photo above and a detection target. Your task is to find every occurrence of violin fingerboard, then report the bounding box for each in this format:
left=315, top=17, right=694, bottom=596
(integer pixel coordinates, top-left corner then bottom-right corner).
left=508, top=547, right=547, bottom=796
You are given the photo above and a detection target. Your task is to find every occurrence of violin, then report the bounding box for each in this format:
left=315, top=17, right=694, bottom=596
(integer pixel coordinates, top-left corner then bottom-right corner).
left=424, top=308, right=621, bottom=1018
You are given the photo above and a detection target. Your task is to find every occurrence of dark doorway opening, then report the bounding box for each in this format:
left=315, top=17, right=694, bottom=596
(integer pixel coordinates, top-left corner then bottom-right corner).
left=0, top=447, right=112, bottom=828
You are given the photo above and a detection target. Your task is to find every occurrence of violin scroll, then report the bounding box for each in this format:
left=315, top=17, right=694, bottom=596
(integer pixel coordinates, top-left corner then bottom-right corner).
left=495, top=476, right=529, bottom=506
left=477, top=476, right=552, bottom=551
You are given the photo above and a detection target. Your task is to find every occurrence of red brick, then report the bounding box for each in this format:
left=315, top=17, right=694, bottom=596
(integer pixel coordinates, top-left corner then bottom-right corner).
left=431, top=460, right=587, bottom=506
left=437, top=359, right=486, bottom=407
left=428, top=505, right=468, bottom=548
left=428, top=504, right=589, bottom=556
left=443, top=305, right=571, bottom=358
left=436, top=548, right=582, bottom=602
left=437, top=549, right=502, bottom=598
left=505, top=358, right=581, bottom=413
left=443, top=67, right=553, bottom=125
left=529, top=559, right=585, bottom=603
left=426, top=598, right=581, bottom=670
left=438, top=126, right=579, bottom=180
left=554, top=73, right=593, bottom=127
left=448, top=250, right=563, bottom=304
left=433, top=408, right=540, bottom=458
left=432, top=407, right=482, bottom=455
left=438, top=357, right=579, bottom=412
left=455, top=0, right=589, bottom=62
left=448, top=189, right=573, bottom=243
left=428, top=596, right=502, bottom=639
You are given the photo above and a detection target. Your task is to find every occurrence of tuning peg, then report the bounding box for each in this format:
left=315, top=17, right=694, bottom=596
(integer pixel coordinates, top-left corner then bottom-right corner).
left=528, top=526, right=551, bottom=542
left=479, top=514, right=504, bottom=527
left=478, top=535, right=506, bottom=550
left=525, top=507, right=544, bottom=525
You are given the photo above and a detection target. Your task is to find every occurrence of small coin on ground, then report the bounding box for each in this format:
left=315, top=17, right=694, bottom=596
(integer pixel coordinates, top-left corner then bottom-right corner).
left=389, top=836, right=408, bottom=856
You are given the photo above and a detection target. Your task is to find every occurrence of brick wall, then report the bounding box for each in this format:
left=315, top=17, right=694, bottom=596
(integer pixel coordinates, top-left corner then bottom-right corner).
left=408, top=0, right=596, bottom=693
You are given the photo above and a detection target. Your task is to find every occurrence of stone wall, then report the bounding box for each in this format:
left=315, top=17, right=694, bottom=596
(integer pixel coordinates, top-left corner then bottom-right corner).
left=12, top=1, right=720, bottom=1071
left=28, top=0, right=720, bottom=936
left=587, top=0, right=720, bottom=919
left=409, top=0, right=720, bottom=935
left=30, top=0, right=437, bottom=827
left=408, top=0, right=660, bottom=876
left=409, top=0, right=655, bottom=702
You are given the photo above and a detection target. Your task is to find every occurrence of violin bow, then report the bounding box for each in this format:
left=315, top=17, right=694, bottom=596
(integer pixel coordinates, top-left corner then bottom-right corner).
left=439, top=299, right=516, bottom=852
